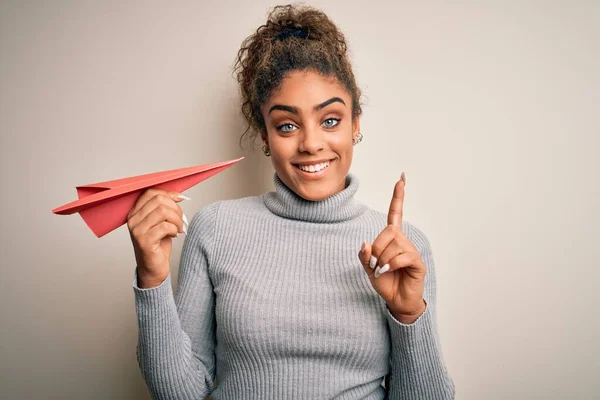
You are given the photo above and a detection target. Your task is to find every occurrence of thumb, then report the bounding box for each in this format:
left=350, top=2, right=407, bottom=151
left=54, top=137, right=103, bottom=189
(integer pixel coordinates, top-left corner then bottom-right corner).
left=169, top=192, right=190, bottom=234
left=170, top=192, right=191, bottom=203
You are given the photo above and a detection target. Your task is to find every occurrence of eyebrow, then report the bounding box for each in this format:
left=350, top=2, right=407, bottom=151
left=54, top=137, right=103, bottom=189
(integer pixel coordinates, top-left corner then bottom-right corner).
left=268, top=97, right=346, bottom=115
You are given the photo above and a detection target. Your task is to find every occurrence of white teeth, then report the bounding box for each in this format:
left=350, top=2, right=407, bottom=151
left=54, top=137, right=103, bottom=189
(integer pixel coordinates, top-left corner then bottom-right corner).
left=298, top=161, right=330, bottom=172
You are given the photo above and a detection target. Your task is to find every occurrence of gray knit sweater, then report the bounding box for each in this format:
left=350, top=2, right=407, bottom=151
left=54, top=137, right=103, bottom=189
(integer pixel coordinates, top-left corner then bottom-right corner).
left=133, top=173, right=455, bottom=399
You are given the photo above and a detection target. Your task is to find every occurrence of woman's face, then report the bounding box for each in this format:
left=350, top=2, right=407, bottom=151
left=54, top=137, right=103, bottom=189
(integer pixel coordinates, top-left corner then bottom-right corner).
left=261, top=70, right=360, bottom=201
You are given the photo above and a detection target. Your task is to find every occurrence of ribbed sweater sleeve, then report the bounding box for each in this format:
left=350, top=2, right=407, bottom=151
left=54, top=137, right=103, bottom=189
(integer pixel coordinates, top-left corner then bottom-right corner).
left=385, top=223, right=455, bottom=399
left=133, top=202, right=220, bottom=400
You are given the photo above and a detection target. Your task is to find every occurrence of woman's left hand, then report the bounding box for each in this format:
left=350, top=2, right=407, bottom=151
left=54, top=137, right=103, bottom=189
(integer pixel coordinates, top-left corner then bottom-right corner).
left=358, top=173, right=427, bottom=324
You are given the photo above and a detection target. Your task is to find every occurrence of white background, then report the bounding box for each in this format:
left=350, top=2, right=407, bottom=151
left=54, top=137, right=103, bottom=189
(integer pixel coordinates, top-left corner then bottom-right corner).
left=1, top=1, right=598, bottom=398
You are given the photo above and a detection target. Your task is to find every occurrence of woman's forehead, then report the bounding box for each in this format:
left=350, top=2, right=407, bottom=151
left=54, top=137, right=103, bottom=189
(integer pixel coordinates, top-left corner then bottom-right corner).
left=265, top=71, right=350, bottom=109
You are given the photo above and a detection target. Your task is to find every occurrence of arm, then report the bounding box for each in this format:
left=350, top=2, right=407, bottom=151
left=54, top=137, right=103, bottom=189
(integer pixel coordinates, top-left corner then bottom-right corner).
left=385, top=223, right=455, bottom=399
left=133, top=202, right=220, bottom=399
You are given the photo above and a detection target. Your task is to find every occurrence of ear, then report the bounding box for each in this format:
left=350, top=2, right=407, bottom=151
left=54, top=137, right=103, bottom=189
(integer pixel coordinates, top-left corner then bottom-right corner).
left=352, top=116, right=361, bottom=140
left=259, top=130, right=269, bottom=147
left=260, top=130, right=268, bottom=145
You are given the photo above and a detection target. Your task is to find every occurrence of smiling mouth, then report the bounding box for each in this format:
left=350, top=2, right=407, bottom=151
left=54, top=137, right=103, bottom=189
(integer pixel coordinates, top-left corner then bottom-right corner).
left=293, top=159, right=335, bottom=173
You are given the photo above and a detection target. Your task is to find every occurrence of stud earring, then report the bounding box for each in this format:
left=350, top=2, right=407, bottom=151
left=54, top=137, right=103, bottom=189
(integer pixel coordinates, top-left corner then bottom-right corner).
left=353, top=132, right=363, bottom=146
left=262, top=144, right=271, bottom=157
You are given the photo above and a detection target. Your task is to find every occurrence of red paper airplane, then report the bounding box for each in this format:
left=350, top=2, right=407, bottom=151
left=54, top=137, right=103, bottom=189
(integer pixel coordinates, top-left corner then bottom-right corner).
left=52, top=157, right=244, bottom=237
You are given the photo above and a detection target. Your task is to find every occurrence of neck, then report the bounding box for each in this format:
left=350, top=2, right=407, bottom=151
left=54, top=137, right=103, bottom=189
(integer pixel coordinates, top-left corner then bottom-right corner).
left=263, top=173, right=367, bottom=223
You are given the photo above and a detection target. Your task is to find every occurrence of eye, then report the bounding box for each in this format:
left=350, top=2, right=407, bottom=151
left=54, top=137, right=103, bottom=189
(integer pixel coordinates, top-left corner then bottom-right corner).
left=322, top=118, right=340, bottom=128
left=277, top=123, right=297, bottom=133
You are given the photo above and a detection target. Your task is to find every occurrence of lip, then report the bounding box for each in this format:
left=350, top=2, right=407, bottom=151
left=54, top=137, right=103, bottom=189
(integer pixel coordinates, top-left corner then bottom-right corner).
left=293, top=159, right=335, bottom=180
left=293, top=158, right=336, bottom=166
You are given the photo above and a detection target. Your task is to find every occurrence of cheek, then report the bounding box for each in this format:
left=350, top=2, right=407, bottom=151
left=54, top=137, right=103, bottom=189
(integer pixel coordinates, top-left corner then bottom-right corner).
left=269, top=138, right=294, bottom=163
left=330, top=132, right=354, bottom=154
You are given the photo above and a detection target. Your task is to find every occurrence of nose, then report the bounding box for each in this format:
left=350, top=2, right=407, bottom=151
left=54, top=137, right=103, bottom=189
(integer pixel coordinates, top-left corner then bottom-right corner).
left=298, top=125, right=324, bottom=154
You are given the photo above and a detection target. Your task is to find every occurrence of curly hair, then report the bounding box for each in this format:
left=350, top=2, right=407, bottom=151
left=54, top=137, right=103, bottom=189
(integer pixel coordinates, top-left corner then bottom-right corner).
left=234, top=4, right=363, bottom=149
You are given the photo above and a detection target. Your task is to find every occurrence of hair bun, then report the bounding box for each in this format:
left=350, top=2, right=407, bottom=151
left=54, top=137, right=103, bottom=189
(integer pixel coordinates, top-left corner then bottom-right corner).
left=275, top=25, right=309, bottom=41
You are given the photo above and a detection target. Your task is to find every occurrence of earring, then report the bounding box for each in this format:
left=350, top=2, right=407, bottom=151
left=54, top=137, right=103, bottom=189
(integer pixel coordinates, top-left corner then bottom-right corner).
left=353, top=132, right=363, bottom=146
left=262, top=144, right=271, bottom=157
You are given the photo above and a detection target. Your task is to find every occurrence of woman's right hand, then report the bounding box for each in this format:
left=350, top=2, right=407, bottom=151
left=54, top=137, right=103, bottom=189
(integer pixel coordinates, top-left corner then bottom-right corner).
left=127, top=189, right=189, bottom=288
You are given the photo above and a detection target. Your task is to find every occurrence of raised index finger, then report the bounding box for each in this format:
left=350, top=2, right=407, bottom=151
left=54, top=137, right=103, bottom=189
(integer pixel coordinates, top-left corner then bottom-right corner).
left=387, top=172, right=406, bottom=227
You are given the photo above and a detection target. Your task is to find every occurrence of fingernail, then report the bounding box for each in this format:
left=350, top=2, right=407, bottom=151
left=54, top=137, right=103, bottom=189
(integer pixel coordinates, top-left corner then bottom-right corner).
left=360, top=241, right=367, bottom=253
left=374, top=266, right=381, bottom=278
left=379, top=264, right=390, bottom=275
left=401, top=172, right=406, bottom=183
left=176, top=193, right=192, bottom=201
left=369, top=255, right=377, bottom=269
left=182, top=213, right=189, bottom=235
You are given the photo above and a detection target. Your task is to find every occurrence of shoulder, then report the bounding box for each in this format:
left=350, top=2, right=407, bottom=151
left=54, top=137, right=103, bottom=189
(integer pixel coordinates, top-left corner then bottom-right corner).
left=218, top=195, right=265, bottom=211
left=402, top=220, right=433, bottom=254
left=186, top=195, right=265, bottom=250
left=188, top=201, right=220, bottom=232
left=190, top=195, right=265, bottom=226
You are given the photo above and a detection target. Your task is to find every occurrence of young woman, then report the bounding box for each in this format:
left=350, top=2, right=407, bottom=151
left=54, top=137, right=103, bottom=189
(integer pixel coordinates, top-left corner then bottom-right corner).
left=128, top=5, right=455, bottom=399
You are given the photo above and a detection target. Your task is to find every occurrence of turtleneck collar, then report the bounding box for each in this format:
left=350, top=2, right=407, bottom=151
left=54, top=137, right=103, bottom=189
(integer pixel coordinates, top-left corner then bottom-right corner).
left=262, top=172, right=367, bottom=223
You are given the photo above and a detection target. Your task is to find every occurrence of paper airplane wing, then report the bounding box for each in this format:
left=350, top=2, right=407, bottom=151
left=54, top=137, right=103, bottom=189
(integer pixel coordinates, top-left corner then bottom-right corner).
left=52, top=157, right=244, bottom=237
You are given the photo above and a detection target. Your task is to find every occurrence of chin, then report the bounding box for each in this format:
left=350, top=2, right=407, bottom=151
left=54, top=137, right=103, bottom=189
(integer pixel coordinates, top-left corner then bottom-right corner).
left=283, top=162, right=347, bottom=201
left=294, top=184, right=336, bottom=201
